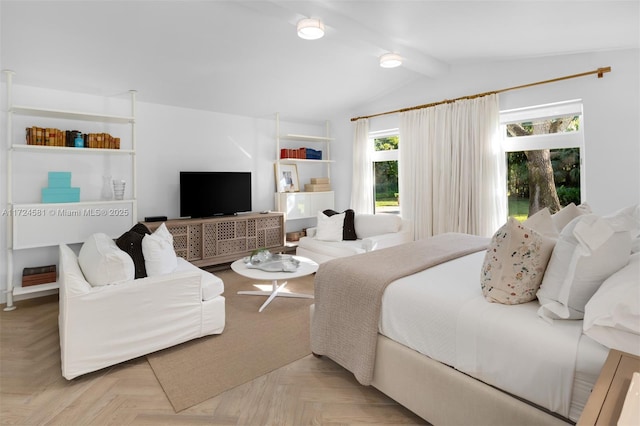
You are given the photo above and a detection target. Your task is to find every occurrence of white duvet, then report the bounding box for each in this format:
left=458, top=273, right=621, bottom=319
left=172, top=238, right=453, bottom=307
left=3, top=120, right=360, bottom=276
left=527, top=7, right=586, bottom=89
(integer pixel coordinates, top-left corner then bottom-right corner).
left=379, top=251, right=609, bottom=421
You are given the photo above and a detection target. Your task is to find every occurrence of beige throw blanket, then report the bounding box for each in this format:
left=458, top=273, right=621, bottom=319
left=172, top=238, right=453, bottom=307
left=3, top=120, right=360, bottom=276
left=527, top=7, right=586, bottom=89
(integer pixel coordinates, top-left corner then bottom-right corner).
left=310, top=232, right=489, bottom=385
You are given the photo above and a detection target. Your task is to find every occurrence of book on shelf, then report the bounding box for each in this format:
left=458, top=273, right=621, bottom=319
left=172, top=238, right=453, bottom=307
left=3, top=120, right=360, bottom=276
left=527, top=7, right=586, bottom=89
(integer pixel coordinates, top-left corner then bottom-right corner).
left=22, top=264, right=57, bottom=287
left=305, top=148, right=322, bottom=159
left=24, top=127, right=121, bottom=149
left=280, top=147, right=322, bottom=160
left=23, top=264, right=56, bottom=276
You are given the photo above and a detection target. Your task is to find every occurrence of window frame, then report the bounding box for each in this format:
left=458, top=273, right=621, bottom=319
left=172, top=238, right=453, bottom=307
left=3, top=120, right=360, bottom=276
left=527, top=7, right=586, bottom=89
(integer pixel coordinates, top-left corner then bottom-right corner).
left=369, top=128, right=400, bottom=214
left=500, top=99, right=586, bottom=210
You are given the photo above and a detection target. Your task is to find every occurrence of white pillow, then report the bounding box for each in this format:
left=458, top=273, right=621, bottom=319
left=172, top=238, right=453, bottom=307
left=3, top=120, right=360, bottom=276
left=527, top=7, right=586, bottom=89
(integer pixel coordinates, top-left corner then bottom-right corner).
left=551, top=202, right=590, bottom=233
left=612, top=204, right=640, bottom=253
left=354, top=214, right=401, bottom=239
left=142, top=223, right=178, bottom=276
left=523, top=207, right=558, bottom=238
left=480, top=217, right=556, bottom=305
left=315, top=211, right=345, bottom=242
left=78, top=233, right=135, bottom=286
left=583, top=253, right=639, bottom=356
left=537, top=213, right=633, bottom=321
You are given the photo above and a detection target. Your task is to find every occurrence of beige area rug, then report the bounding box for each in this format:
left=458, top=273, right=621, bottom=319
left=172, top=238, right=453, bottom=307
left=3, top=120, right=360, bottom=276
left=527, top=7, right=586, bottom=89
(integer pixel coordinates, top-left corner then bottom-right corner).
left=147, top=268, right=315, bottom=412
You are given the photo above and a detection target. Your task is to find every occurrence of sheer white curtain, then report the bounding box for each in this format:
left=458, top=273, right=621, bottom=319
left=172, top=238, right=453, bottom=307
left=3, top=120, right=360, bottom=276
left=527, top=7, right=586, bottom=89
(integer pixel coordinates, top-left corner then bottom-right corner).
left=400, top=94, right=505, bottom=240
left=350, top=118, right=374, bottom=214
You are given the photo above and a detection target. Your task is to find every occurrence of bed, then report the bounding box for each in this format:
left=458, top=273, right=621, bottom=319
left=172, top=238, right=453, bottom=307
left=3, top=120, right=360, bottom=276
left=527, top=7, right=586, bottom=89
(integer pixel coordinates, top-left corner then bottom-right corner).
left=310, top=205, right=639, bottom=425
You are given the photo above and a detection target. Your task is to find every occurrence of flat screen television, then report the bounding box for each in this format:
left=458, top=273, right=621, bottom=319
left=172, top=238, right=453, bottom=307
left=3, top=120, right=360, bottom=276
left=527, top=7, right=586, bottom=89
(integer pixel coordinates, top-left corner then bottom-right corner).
left=180, top=171, right=252, bottom=218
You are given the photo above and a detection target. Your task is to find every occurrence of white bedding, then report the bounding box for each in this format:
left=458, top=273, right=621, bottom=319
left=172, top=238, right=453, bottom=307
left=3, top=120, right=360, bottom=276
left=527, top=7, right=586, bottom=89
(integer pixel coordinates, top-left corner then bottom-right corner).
left=379, top=251, right=609, bottom=421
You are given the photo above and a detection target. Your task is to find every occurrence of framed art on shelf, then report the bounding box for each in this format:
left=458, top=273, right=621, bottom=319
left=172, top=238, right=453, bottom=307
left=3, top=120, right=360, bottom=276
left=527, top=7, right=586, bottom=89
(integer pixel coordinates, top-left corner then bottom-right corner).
left=275, top=163, right=300, bottom=192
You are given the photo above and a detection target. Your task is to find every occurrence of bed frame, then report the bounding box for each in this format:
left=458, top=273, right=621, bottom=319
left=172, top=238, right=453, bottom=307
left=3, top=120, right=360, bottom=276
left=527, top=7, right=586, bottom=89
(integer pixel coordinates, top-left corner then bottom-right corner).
left=371, top=334, right=572, bottom=425
left=311, top=304, right=571, bottom=425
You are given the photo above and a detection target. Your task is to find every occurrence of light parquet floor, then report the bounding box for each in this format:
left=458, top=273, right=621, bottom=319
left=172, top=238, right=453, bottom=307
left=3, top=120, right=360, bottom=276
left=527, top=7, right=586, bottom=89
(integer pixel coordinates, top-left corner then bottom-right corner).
left=0, top=295, right=428, bottom=425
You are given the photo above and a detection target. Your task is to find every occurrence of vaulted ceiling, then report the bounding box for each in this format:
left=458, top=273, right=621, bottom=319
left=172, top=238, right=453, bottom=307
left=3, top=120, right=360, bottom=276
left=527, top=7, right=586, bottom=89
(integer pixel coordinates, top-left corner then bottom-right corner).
left=1, top=0, right=638, bottom=118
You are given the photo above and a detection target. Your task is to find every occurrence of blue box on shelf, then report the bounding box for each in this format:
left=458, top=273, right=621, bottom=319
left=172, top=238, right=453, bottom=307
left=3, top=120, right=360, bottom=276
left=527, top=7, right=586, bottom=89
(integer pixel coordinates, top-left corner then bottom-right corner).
left=42, top=187, right=80, bottom=203
left=47, top=171, right=72, bottom=188
left=306, top=149, right=322, bottom=160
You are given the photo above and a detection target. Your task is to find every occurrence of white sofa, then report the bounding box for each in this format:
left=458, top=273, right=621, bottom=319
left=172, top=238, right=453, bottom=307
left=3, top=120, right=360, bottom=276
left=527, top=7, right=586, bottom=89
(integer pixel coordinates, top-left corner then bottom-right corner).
left=296, top=213, right=413, bottom=264
left=58, top=243, right=225, bottom=380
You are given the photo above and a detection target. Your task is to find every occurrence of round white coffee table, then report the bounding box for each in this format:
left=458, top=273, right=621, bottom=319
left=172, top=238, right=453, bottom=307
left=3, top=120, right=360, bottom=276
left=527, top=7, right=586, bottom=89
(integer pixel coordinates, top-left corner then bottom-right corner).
left=231, top=255, right=318, bottom=312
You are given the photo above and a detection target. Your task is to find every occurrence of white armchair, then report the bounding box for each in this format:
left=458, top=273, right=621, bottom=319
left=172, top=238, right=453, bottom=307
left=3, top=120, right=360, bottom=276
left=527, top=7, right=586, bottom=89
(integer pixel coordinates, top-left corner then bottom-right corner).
left=296, top=213, right=413, bottom=264
left=58, top=241, right=225, bottom=379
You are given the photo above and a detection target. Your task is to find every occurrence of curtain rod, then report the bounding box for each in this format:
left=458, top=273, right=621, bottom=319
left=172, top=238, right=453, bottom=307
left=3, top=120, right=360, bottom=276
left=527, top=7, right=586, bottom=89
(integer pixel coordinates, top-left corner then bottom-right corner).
left=350, top=66, right=612, bottom=122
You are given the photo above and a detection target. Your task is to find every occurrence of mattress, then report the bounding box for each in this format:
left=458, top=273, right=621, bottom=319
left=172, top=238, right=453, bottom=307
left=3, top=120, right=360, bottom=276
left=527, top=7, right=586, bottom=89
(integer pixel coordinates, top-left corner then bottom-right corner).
left=379, top=251, right=609, bottom=421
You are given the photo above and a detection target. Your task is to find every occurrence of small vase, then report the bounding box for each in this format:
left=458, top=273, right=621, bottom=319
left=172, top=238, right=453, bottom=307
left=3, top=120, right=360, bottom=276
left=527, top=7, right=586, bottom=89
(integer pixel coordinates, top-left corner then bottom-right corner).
left=113, top=179, right=126, bottom=200
left=101, top=175, right=113, bottom=200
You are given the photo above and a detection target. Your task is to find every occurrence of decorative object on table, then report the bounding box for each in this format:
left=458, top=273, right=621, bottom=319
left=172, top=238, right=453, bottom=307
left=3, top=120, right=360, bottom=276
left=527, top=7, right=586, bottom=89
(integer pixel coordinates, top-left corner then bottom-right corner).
left=244, top=249, right=300, bottom=272
left=112, top=178, right=126, bottom=200
left=101, top=175, right=113, bottom=200
left=274, top=163, right=299, bottom=192
left=22, top=264, right=57, bottom=287
left=41, top=171, right=80, bottom=203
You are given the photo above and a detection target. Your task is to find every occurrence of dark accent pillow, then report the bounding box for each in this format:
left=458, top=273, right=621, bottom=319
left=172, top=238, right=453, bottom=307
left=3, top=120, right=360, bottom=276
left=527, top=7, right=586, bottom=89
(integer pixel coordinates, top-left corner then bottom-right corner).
left=116, top=223, right=152, bottom=279
left=130, top=222, right=152, bottom=236
left=322, top=209, right=357, bottom=240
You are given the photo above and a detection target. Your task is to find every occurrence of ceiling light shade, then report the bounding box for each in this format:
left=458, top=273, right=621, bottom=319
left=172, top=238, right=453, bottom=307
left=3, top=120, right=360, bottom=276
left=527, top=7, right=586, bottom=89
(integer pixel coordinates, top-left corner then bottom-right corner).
left=379, top=53, right=402, bottom=68
left=297, top=18, right=325, bottom=40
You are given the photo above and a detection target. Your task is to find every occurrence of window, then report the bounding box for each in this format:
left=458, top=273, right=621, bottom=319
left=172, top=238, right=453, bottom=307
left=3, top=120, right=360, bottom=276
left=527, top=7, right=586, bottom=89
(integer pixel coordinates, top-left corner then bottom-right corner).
left=501, top=100, right=584, bottom=220
left=370, top=129, right=399, bottom=214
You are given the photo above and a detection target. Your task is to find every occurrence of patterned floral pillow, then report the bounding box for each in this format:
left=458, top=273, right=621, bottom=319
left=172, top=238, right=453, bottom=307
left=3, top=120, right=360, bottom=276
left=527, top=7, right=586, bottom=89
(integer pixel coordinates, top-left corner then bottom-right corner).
left=480, top=217, right=556, bottom=305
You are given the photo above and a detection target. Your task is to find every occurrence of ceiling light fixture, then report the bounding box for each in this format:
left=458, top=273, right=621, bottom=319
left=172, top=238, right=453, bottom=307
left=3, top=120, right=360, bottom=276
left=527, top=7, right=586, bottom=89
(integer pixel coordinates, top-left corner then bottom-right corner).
left=379, top=52, right=403, bottom=68
left=297, top=18, right=325, bottom=40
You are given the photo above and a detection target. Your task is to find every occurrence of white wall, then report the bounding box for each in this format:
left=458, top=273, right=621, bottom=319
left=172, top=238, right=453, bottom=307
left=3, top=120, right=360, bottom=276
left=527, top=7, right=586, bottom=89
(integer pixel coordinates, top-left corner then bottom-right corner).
left=334, top=48, right=640, bottom=216
left=0, top=86, right=335, bottom=302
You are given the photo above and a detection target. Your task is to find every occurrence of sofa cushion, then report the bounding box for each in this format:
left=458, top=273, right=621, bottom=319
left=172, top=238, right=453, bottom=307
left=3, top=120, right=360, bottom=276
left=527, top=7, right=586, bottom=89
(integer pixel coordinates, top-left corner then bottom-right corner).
left=354, top=214, right=402, bottom=239
left=297, top=236, right=366, bottom=258
left=115, top=223, right=151, bottom=279
left=316, top=211, right=345, bottom=242
left=78, top=233, right=135, bottom=286
left=175, top=257, right=224, bottom=301
left=537, top=213, right=633, bottom=321
left=142, top=223, right=178, bottom=276
left=323, top=209, right=357, bottom=240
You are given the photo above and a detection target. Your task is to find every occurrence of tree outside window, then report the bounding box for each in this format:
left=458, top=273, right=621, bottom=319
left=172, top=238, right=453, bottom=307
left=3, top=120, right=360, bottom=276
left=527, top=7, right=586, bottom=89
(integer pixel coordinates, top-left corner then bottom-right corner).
left=502, top=101, right=584, bottom=221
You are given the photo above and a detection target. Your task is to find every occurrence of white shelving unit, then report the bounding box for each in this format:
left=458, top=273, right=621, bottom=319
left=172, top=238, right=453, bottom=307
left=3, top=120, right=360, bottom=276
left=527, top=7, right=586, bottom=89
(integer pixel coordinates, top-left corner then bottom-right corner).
left=3, top=70, right=137, bottom=310
left=274, top=113, right=335, bottom=220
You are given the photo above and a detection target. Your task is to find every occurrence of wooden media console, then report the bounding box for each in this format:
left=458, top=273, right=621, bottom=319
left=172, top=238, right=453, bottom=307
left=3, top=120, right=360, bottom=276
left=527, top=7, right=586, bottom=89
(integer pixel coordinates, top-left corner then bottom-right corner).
left=143, top=212, right=285, bottom=267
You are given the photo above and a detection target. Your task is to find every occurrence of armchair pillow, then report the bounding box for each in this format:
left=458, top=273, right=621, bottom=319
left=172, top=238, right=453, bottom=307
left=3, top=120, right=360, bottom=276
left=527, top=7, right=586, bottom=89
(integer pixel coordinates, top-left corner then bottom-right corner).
left=142, top=223, right=178, bottom=276
left=78, top=233, right=135, bottom=286
left=323, top=209, right=357, bottom=240
left=115, top=223, right=151, bottom=279
left=316, top=211, right=345, bottom=242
